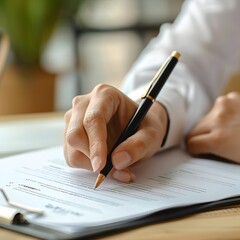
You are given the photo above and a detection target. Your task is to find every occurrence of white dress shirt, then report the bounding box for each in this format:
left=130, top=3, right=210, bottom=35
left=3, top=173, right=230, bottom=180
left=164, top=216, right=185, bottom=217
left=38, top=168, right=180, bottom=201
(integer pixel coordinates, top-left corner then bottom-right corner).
left=121, top=0, right=240, bottom=149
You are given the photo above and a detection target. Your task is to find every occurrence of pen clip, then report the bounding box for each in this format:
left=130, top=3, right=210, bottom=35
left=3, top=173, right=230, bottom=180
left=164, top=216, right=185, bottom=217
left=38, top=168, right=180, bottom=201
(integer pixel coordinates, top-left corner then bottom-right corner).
left=141, top=56, right=170, bottom=99
left=141, top=51, right=180, bottom=100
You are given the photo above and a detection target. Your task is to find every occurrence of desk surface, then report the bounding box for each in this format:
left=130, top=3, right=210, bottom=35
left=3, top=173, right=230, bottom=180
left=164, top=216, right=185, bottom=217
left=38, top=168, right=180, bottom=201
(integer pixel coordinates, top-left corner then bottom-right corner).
left=1, top=206, right=240, bottom=240
left=0, top=112, right=240, bottom=240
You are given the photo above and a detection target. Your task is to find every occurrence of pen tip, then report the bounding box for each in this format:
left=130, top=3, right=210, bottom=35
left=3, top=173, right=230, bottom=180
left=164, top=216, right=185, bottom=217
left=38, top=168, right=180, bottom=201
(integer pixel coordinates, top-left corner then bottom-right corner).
left=94, top=173, right=105, bottom=190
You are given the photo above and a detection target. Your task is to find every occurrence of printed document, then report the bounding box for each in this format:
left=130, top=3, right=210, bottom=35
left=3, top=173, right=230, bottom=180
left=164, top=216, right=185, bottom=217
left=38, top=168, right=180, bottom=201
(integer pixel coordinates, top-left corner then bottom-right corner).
left=0, top=146, right=239, bottom=234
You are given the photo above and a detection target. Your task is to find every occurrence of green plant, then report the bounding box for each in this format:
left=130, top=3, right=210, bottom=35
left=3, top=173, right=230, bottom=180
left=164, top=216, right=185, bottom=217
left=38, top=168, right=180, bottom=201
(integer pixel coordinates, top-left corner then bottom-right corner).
left=0, top=0, right=65, bottom=67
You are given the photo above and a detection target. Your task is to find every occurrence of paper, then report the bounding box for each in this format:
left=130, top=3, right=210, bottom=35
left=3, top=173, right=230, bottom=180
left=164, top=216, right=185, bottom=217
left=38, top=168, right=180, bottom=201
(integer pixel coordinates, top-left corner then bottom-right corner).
left=0, top=118, right=64, bottom=157
left=0, top=146, right=240, bottom=234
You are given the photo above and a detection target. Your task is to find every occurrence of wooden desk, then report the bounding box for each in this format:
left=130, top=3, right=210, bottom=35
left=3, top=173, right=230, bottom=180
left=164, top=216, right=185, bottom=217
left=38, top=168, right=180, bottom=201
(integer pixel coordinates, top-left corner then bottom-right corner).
left=0, top=113, right=240, bottom=240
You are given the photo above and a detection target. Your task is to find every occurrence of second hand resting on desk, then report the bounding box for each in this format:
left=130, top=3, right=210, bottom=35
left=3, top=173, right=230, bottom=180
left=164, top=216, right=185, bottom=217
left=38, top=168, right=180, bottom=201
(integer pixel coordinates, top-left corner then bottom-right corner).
left=94, top=51, right=181, bottom=189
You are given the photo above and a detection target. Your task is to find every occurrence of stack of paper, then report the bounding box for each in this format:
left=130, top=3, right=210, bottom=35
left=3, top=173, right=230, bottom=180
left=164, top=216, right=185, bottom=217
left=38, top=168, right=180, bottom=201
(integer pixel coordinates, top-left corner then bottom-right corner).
left=0, top=146, right=239, bottom=239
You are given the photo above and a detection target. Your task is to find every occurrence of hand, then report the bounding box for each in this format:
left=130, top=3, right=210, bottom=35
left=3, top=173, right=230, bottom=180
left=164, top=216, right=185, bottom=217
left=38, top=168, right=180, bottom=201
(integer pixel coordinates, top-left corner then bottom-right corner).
left=64, top=84, right=168, bottom=183
left=186, top=92, right=240, bottom=163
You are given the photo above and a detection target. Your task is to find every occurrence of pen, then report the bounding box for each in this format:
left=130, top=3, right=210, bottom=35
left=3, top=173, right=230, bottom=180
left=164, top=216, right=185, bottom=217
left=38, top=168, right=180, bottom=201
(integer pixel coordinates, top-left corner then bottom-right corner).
left=94, top=51, right=181, bottom=189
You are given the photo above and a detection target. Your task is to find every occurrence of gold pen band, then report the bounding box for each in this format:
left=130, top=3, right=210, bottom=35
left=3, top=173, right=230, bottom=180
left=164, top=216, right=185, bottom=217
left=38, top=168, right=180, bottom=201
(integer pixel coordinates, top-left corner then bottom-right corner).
left=145, top=95, right=155, bottom=102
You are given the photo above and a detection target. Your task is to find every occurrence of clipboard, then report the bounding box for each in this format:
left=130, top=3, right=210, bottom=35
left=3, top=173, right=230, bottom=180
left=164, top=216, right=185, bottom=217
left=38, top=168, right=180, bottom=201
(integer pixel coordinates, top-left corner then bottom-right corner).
left=1, top=186, right=240, bottom=240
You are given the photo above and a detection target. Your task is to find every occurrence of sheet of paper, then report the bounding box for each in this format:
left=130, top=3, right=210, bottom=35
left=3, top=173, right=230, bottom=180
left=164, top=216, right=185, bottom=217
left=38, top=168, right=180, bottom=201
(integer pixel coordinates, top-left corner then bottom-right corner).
left=0, top=146, right=239, bottom=234
left=0, top=118, right=64, bottom=157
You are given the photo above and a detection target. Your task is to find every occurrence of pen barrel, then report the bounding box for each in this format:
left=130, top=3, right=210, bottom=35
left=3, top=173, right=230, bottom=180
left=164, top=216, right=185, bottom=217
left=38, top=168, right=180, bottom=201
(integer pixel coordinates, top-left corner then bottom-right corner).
left=148, top=56, right=178, bottom=99
left=117, top=99, right=153, bottom=142
left=100, top=52, right=180, bottom=178
left=101, top=99, right=153, bottom=176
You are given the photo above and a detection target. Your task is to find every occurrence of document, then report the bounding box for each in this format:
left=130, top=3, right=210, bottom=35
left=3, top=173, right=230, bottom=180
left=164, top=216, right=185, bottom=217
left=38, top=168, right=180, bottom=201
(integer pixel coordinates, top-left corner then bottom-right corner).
left=0, top=146, right=240, bottom=235
left=0, top=118, right=64, bottom=157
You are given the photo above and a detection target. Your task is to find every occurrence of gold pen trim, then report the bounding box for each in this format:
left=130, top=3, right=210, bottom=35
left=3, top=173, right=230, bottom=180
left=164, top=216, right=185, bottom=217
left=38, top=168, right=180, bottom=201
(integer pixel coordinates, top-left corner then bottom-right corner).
left=141, top=64, right=165, bottom=99
left=145, top=95, right=155, bottom=102
left=141, top=51, right=180, bottom=100
left=171, top=51, right=181, bottom=60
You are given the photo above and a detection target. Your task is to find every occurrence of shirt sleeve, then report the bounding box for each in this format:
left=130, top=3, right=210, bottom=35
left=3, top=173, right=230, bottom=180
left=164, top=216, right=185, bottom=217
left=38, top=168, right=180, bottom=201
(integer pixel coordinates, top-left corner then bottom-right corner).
left=121, top=0, right=240, bottom=148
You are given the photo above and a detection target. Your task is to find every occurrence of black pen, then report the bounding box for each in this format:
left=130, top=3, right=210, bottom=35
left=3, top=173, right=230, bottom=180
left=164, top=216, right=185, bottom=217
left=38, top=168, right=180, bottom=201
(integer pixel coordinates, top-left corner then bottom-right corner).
left=94, top=51, right=181, bottom=189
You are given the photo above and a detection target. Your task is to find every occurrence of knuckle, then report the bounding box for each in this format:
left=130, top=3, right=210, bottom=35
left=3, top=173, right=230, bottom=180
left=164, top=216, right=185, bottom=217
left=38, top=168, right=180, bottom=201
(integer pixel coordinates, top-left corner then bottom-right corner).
left=92, top=84, right=118, bottom=101
left=93, top=83, right=111, bottom=94
left=135, top=138, right=148, bottom=154
left=83, top=110, right=101, bottom=129
left=66, top=129, right=80, bottom=147
left=214, top=96, right=230, bottom=122
left=72, top=95, right=84, bottom=108
left=215, top=95, right=228, bottom=107
left=226, top=91, right=240, bottom=99
left=215, top=94, right=238, bottom=109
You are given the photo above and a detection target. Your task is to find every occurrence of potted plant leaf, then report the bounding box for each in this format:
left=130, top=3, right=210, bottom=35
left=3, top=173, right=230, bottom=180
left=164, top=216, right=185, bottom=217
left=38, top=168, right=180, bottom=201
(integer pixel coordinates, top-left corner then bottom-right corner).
left=0, top=0, right=65, bottom=114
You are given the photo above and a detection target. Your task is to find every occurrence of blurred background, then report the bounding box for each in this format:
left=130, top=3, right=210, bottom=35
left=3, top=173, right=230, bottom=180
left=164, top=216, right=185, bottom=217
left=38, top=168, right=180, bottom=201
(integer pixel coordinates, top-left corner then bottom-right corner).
left=0, top=0, right=184, bottom=115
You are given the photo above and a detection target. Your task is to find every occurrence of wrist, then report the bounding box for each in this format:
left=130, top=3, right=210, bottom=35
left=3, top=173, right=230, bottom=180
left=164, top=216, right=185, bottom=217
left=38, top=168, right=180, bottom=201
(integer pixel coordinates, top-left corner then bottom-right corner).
left=154, top=101, right=170, bottom=147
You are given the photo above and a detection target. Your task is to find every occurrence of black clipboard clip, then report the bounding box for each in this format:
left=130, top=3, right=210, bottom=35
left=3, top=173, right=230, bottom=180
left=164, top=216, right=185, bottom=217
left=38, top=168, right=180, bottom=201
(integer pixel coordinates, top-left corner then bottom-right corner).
left=0, top=188, right=44, bottom=225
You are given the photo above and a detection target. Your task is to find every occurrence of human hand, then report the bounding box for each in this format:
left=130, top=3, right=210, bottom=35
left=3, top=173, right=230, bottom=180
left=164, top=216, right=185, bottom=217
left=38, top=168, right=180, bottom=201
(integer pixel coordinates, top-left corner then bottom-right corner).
left=64, top=84, right=168, bottom=183
left=186, top=92, right=240, bottom=163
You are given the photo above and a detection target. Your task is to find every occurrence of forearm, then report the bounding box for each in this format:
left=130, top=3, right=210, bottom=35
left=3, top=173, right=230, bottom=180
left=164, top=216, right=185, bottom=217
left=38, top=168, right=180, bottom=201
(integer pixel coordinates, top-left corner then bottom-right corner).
left=121, top=0, right=240, bottom=148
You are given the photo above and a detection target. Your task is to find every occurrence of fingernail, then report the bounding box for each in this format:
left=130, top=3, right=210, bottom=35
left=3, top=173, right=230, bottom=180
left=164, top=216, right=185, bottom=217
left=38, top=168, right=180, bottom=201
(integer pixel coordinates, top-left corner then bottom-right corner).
left=91, top=157, right=101, bottom=172
left=113, top=170, right=131, bottom=183
left=112, top=151, right=131, bottom=170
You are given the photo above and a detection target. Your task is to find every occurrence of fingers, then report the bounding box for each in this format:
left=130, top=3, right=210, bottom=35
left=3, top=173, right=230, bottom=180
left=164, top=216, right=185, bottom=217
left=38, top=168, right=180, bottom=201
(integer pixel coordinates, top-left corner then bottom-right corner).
left=64, top=112, right=93, bottom=171
left=186, top=111, right=214, bottom=139
left=65, top=146, right=93, bottom=171
left=111, top=168, right=136, bottom=183
left=186, top=133, right=215, bottom=156
left=186, top=123, right=210, bottom=139
left=186, top=111, right=217, bottom=157
left=111, top=126, right=161, bottom=170
left=186, top=91, right=240, bottom=158
left=110, top=126, right=160, bottom=183
left=110, top=101, right=167, bottom=171
left=64, top=84, right=166, bottom=184
left=64, top=96, right=94, bottom=171
left=67, top=95, right=90, bottom=157
left=83, top=85, right=121, bottom=172
left=112, top=103, right=167, bottom=170
left=64, top=84, right=128, bottom=173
